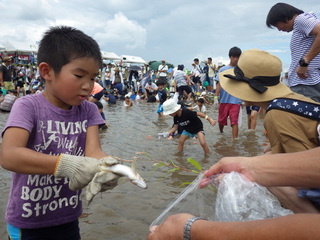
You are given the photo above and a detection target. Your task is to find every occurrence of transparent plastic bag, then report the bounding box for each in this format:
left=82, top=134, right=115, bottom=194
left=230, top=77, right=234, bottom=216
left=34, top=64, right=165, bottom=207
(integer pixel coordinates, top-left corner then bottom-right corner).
left=149, top=174, right=216, bottom=230
left=215, top=171, right=293, bottom=222
left=150, top=172, right=293, bottom=229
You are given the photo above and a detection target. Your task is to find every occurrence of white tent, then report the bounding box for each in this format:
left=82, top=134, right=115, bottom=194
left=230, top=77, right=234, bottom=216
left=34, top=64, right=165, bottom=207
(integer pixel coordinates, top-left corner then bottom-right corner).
left=101, top=51, right=121, bottom=60
left=121, top=55, right=146, bottom=64
left=2, top=41, right=38, bottom=53
left=0, top=43, right=5, bottom=51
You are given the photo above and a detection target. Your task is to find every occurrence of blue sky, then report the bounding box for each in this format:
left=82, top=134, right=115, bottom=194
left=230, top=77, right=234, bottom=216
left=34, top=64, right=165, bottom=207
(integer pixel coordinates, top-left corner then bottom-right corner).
left=0, top=0, right=319, bottom=72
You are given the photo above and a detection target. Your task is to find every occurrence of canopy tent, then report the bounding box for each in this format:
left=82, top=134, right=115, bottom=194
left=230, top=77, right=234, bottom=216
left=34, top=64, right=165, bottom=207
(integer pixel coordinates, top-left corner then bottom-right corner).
left=0, top=43, right=5, bottom=51
left=121, top=55, right=146, bottom=64
left=101, top=51, right=121, bottom=60
left=2, top=41, right=38, bottom=53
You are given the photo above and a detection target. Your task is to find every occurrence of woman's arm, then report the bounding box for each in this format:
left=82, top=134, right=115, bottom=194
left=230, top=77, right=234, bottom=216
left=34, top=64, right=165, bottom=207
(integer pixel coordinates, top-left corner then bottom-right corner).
left=202, top=147, right=320, bottom=188
left=148, top=213, right=320, bottom=240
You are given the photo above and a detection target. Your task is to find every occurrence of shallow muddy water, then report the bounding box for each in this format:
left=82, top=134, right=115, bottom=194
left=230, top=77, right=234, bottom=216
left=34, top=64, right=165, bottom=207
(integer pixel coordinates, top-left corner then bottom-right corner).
left=0, top=99, right=267, bottom=239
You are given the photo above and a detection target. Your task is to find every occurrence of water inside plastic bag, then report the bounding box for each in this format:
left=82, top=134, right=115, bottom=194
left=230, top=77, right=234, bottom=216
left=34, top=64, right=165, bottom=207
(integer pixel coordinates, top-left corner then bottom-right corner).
left=150, top=172, right=293, bottom=229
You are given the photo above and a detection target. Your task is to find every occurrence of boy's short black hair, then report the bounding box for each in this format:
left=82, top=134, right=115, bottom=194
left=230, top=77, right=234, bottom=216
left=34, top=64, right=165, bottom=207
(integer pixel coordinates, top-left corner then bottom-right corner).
left=37, top=26, right=102, bottom=75
left=197, top=98, right=204, bottom=104
left=156, top=81, right=164, bottom=86
left=229, top=46, right=242, bottom=58
left=94, top=101, right=103, bottom=109
left=178, top=65, right=184, bottom=71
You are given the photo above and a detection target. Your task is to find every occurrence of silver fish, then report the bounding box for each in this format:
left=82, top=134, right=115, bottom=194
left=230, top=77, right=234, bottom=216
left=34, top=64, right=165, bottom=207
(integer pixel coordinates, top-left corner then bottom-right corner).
left=100, top=161, right=147, bottom=189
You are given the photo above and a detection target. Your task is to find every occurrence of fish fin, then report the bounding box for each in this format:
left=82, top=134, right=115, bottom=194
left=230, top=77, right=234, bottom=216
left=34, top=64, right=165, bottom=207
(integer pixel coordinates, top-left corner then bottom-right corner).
left=131, top=160, right=137, bottom=174
left=117, top=177, right=129, bottom=185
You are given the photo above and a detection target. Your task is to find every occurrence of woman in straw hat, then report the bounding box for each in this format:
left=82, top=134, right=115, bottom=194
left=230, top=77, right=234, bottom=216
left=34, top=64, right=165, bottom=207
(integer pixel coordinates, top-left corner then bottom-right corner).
left=219, top=49, right=320, bottom=213
left=162, top=98, right=216, bottom=155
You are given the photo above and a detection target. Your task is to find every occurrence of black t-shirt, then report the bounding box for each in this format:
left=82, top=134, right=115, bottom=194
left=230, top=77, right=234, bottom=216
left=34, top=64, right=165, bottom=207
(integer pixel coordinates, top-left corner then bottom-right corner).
left=174, top=108, right=203, bottom=134
left=0, top=64, right=12, bottom=82
left=147, top=95, right=156, bottom=102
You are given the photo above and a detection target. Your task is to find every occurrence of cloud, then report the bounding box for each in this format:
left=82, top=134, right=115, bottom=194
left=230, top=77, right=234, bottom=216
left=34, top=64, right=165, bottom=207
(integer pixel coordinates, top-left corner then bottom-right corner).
left=1, top=0, right=320, bottom=70
left=95, top=12, right=146, bottom=50
left=267, top=49, right=288, bottom=53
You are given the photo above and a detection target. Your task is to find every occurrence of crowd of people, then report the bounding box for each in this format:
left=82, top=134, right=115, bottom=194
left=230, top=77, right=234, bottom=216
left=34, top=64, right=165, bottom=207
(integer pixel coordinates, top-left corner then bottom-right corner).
left=0, top=2, right=320, bottom=239
left=149, top=3, right=320, bottom=239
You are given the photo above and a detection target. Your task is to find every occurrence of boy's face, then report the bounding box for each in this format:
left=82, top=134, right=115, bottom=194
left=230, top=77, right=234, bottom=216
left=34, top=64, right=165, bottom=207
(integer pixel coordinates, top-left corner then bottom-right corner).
left=230, top=56, right=240, bottom=66
left=158, top=85, right=164, bottom=90
left=42, top=57, right=100, bottom=109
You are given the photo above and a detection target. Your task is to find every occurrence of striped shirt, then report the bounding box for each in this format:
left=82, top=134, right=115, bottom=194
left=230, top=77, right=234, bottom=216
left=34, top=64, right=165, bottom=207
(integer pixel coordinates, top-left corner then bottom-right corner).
left=174, top=70, right=188, bottom=87
left=289, top=12, right=320, bottom=87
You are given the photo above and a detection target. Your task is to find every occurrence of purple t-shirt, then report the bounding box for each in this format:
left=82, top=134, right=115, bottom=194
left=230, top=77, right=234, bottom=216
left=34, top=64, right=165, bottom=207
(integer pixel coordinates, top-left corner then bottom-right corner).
left=2, top=93, right=105, bottom=229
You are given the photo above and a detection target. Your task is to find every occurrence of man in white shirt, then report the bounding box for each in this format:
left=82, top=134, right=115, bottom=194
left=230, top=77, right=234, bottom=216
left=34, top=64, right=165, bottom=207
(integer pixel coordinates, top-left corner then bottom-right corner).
left=157, top=60, right=168, bottom=85
left=144, top=81, right=158, bottom=99
left=207, top=57, right=216, bottom=92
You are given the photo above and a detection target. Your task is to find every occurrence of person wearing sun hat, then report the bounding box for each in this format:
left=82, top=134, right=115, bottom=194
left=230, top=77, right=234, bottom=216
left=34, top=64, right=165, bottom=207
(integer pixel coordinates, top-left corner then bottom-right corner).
left=163, top=98, right=216, bottom=155
left=220, top=48, right=320, bottom=213
left=0, top=56, right=14, bottom=91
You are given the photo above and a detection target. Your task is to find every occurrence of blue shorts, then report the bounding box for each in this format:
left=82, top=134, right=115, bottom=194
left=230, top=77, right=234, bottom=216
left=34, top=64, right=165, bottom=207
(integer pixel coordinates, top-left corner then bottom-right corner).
left=181, top=130, right=204, bottom=138
left=7, top=220, right=80, bottom=240
left=157, top=104, right=163, bottom=114
left=246, top=105, right=260, bottom=115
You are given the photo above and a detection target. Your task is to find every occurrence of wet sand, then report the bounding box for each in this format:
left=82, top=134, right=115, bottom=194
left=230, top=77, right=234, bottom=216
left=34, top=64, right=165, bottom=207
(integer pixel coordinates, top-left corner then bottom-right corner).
left=0, top=100, right=267, bottom=239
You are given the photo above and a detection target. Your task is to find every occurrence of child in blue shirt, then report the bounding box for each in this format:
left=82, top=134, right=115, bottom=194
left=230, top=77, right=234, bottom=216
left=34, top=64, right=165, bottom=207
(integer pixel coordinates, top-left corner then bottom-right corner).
left=156, top=82, right=167, bottom=119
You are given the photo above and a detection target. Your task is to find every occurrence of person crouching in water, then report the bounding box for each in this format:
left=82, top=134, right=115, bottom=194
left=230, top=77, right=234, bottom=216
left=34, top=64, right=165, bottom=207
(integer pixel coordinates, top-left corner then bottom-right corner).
left=163, top=99, right=216, bottom=155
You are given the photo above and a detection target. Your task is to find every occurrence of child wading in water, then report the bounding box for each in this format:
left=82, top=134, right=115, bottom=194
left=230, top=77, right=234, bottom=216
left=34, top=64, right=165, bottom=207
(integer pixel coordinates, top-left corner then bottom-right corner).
left=163, top=99, right=216, bottom=155
left=0, top=26, right=145, bottom=240
left=156, top=81, right=167, bottom=119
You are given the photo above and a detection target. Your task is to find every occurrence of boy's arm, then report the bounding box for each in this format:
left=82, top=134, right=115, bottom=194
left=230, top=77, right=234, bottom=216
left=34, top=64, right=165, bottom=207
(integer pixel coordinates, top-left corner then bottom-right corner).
left=0, top=126, right=108, bottom=173
left=84, top=125, right=108, bottom=159
left=215, top=82, right=221, bottom=97
left=196, top=112, right=216, bottom=126
left=0, top=127, right=57, bottom=174
left=168, top=124, right=178, bottom=135
left=0, top=126, right=118, bottom=198
left=0, top=70, right=4, bottom=86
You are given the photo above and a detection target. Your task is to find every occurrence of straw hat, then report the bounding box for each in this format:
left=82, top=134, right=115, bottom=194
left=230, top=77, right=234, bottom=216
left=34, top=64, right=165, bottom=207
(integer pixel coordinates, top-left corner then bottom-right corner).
left=219, top=49, right=292, bottom=102
left=163, top=99, right=181, bottom=115
left=3, top=56, right=12, bottom=62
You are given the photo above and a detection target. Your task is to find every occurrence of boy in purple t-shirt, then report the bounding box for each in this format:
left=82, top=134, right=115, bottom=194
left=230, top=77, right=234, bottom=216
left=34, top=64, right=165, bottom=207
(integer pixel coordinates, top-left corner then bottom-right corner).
left=0, top=26, right=131, bottom=240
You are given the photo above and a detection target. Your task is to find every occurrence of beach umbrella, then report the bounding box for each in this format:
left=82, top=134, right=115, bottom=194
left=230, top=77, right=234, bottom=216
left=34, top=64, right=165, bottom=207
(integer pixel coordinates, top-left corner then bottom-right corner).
left=149, top=61, right=163, bottom=70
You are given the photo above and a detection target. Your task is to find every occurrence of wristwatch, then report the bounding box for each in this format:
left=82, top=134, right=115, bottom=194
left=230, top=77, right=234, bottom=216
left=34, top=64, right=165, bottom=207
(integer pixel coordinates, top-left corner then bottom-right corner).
left=299, top=58, right=309, bottom=67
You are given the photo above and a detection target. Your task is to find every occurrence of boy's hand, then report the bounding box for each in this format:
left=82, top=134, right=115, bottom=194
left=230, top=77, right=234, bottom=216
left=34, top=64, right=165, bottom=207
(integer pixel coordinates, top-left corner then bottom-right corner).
left=86, top=164, right=119, bottom=202
left=209, top=118, right=216, bottom=126
left=54, top=154, right=118, bottom=191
